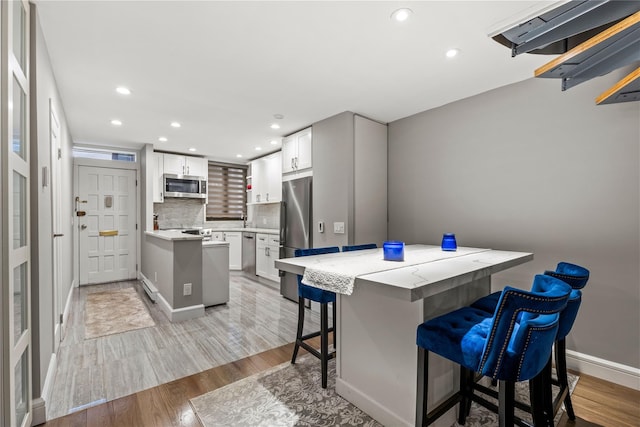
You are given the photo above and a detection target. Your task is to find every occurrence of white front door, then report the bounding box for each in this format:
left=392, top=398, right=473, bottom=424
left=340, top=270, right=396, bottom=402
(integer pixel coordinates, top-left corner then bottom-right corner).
left=78, top=166, right=137, bottom=285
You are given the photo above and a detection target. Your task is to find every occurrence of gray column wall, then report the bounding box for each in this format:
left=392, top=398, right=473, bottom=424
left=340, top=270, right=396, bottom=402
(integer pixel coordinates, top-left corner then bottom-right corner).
left=388, top=68, right=639, bottom=368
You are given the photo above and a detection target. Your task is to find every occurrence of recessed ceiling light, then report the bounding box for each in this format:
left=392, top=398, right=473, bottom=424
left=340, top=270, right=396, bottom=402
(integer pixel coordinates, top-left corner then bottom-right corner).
left=158, top=137, right=167, bottom=142
left=116, top=86, right=131, bottom=95
left=188, top=148, right=196, bottom=152
left=170, top=121, right=181, bottom=128
left=110, top=119, right=122, bottom=126
left=391, top=8, right=412, bottom=22
left=270, top=123, right=280, bottom=130
left=255, top=147, right=262, bottom=151
left=273, top=114, right=284, bottom=120
left=236, top=154, right=243, bottom=158
left=446, top=48, right=460, bottom=58
left=270, top=140, right=278, bottom=145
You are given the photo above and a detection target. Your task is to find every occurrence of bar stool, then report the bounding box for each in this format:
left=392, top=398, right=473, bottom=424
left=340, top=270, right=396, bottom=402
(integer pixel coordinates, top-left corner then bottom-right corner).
left=470, top=262, right=589, bottom=422
left=291, top=246, right=340, bottom=388
left=415, top=274, right=571, bottom=427
left=341, top=243, right=378, bottom=252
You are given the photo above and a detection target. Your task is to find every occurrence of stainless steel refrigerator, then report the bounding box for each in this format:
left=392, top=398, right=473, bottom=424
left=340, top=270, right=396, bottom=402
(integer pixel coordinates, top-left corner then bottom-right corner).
left=279, top=176, right=312, bottom=301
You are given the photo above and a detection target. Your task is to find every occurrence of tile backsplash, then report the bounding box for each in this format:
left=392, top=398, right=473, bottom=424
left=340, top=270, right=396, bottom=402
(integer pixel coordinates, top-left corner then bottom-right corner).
left=247, top=203, right=279, bottom=229
left=154, top=198, right=280, bottom=230
left=155, top=198, right=204, bottom=229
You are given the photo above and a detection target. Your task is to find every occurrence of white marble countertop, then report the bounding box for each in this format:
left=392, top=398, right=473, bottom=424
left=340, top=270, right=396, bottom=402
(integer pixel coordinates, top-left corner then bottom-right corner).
left=212, top=227, right=279, bottom=234
left=145, top=230, right=203, bottom=241
left=275, top=244, right=533, bottom=302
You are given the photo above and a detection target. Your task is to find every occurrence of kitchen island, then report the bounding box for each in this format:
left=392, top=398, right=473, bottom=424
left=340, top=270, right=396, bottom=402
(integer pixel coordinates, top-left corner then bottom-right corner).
left=142, top=230, right=229, bottom=322
left=275, top=244, right=533, bottom=427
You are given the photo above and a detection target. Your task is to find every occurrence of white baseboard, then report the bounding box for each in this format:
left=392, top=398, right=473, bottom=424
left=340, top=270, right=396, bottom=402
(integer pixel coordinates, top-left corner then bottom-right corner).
left=32, top=397, right=47, bottom=426
left=156, top=292, right=204, bottom=322
left=567, top=349, right=640, bottom=390
left=41, top=353, right=57, bottom=405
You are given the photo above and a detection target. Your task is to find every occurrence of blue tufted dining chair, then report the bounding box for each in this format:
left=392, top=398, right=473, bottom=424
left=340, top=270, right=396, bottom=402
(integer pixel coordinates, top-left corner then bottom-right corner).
left=341, top=243, right=378, bottom=252
left=291, top=246, right=340, bottom=389
left=415, top=275, right=572, bottom=427
left=470, top=262, right=589, bottom=422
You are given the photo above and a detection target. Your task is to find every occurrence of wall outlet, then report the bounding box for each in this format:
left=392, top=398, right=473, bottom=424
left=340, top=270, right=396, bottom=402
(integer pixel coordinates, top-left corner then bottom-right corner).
left=183, top=283, right=192, bottom=296
left=334, top=222, right=345, bottom=234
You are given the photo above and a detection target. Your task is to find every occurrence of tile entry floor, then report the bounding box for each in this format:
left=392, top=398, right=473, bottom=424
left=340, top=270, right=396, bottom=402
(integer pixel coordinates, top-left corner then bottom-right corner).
left=46, top=273, right=322, bottom=420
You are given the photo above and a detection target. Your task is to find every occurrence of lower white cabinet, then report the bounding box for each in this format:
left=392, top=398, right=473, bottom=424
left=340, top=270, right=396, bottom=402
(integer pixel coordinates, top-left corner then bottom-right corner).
left=256, top=234, right=280, bottom=282
left=224, top=232, right=242, bottom=270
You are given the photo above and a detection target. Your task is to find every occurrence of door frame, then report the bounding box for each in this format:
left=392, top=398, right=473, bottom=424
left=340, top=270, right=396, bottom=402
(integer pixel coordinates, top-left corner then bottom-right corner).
left=49, top=100, right=63, bottom=348
left=72, top=157, right=140, bottom=288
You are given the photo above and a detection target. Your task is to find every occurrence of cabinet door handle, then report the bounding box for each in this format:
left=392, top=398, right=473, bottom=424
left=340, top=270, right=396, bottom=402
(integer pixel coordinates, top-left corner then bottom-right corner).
left=266, top=193, right=269, bottom=201
left=291, top=158, right=294, bottom=170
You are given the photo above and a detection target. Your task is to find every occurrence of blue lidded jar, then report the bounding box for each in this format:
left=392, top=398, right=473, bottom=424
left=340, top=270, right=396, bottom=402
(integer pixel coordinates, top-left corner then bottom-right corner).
left=441, top=233, right=457, bottom=251
left=383, top=241, right=405, bottom=261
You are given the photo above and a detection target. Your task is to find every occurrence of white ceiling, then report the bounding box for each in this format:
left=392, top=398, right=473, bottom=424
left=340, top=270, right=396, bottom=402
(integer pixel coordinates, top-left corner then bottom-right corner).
left=34, top=1, right=554, bottom=163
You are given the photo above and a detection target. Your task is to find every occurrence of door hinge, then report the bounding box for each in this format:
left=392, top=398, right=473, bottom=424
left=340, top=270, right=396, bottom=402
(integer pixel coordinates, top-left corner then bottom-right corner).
left=136, top=223, right=138, bottom=230
left=60, top=313, right=63, bottom=324
left=136, top=179, right=138, bottom=186
left=136, top=263, right=138, bottom=271
left=58, top=148, right=62, bottom=159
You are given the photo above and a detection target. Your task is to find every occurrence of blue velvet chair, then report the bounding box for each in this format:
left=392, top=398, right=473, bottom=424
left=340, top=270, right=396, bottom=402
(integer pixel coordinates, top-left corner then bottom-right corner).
left=470, top=262, right=589, bottom=422
left=415, top=275, right=572, bottom=427
left=341, top=243, right=378, bottom=252
left=291, top=246, right=340, bottom=388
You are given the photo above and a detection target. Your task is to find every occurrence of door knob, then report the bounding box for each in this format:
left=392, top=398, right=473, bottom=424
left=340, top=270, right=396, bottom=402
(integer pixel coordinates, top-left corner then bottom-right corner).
left=80, top=224, right=87, bottom=230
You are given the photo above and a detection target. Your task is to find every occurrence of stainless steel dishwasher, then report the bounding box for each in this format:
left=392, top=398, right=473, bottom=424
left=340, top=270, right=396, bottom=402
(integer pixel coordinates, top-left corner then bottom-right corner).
left=242, top=232, right=256, bottom=277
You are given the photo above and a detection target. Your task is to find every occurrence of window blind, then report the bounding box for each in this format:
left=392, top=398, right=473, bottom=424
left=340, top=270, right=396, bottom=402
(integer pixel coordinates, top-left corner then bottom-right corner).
left=206, top=162, right=247, bottom=220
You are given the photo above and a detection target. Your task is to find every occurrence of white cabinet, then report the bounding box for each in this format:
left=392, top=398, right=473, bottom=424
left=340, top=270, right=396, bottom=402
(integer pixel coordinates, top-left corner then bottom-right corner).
left=282, top=127, right=312, bottom=174
left=224, top=231, right=242, bottom=270
left=163, top=153, right=207, bottom=177
left=152, top=152, right=164, bottom=203
left=249, top=151, right=282, bottom=204
left=256, top=234, right=280, bottom=282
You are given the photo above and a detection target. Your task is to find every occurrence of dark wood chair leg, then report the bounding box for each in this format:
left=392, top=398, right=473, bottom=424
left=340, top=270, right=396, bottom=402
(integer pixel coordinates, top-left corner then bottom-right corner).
left=530, top=368, right=552, bottom=427
left=291, top=296, right=305, bottom=364
left=458, top=366, right=473, bottom=424
left=332, top=300, right=337, bottom=350
left=541, top=358, right=555, bottom=426
left=556, top=339, right=576, bottom=420
left=415, top=347, right=429, bottom=427
left=498, top=380, right=515, bottom=427
left=320, top=302, right=329, bottom=388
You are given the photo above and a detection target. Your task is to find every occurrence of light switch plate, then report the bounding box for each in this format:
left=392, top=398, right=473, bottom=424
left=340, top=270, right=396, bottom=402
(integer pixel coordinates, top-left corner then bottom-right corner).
left=318, top=221, right=324, bottom=233
left=333, top=222, right=345, bottom=234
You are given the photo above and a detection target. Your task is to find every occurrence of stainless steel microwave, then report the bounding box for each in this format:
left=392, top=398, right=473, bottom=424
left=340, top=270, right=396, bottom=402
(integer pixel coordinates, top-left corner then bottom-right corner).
left=163, top=174, right=207, bottom=199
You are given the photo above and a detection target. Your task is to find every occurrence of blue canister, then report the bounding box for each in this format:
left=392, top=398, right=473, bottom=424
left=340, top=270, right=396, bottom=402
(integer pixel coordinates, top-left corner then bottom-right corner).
left=441, top=233, right=457, bottom=251
left=383, top=241, right=405, bottom=261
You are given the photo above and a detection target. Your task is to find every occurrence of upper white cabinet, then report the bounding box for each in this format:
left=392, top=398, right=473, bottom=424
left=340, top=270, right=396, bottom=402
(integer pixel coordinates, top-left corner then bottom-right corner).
left=152, top=152, right=164, bottom=203
left=163, top=153, right=207, bottom=177
left=249, top=151, right=282, bottom=204
left=282, top=127, right=312, bottom=174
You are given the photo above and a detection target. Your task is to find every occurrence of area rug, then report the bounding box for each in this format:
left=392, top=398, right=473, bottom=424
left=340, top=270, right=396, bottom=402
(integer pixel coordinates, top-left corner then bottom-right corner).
left=84, top=288, right=155, bottom=339
left=190, top=355, right=578, bottom=427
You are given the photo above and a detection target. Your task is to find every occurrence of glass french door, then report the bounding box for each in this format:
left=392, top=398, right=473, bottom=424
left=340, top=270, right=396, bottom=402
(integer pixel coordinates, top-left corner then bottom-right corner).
left=2, top=1, right=32, bottom=426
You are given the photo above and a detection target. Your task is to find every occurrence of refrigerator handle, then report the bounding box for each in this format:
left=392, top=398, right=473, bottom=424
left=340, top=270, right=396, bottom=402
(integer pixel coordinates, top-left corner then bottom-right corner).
left=279, top=200, right=286, bottom=245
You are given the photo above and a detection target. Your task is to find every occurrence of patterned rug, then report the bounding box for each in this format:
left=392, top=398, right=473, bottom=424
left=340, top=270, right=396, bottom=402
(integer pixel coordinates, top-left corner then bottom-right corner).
left=190, top=355, right=578, bottom=427
left=84, top=288, right=155, bottom=339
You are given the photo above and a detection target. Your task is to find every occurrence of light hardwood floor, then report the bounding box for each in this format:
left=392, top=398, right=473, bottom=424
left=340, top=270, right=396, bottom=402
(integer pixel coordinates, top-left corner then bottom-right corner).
left=45, top=273, right=322, bottom=420
left=43, top=275, right=640, bottom=427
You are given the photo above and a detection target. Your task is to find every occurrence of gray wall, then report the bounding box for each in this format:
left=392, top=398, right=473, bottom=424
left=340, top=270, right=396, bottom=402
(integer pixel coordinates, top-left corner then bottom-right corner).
left=388, top=69, right=639, bottom=368
left=312, top=112, right=354, bottom=248
left=30, top=6, right=75, bottom=402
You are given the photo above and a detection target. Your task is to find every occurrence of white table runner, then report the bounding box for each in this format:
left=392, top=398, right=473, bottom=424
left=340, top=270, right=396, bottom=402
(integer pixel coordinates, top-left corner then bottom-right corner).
left=301, top=246, right=490, bottom=295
